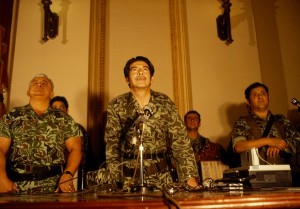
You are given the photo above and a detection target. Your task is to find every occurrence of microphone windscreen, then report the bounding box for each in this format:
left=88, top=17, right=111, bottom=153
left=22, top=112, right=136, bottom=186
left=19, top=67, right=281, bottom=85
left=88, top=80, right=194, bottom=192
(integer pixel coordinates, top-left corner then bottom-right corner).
left=291, top=98, right=298, bottom=105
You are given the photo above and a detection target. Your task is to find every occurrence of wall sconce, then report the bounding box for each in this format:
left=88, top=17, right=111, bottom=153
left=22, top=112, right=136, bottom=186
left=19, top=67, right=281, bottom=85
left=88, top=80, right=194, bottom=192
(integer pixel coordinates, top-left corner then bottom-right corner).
left=216, top=0, right=233, bottom=44
left=41, top=0, right=59, bottom=42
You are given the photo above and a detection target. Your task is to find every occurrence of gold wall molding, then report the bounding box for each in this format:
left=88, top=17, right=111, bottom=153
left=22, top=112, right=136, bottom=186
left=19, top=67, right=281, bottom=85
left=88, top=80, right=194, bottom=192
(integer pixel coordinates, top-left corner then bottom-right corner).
left=87, top=0, right=107, bottom=168
left=87, top=0, right=193, bottom=166
left=169, top=0, right=193, bottom=118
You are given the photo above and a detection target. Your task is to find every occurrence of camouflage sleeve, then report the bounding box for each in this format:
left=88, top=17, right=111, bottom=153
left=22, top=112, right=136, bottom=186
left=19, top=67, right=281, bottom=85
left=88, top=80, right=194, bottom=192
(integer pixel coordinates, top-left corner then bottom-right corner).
left=231, top=117, right=249, bottom=150
left=166, top=101, right=199, bottom=181
left=277, top=114, right=300, bottom=153
left=0, top=112, right=12, bottom=139
left=104, top=103, right=122, bottom=182
left=61, top=114, right=82, bottom=140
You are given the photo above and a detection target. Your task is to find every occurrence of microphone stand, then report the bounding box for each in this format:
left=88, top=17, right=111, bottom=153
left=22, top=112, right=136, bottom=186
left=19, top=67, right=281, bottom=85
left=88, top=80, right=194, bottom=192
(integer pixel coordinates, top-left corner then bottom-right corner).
left=130, top=122, right=154, bottom=193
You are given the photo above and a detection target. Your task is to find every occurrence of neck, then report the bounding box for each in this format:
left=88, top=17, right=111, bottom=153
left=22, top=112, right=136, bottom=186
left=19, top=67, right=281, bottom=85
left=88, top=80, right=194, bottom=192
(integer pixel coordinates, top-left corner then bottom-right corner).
left=131, top=88, right=151, bottom=108
left=29, top=99, right=50, bottom=115
left=187, top=130, right=199, bottom=139
left=253, top=109, right=269, bottom=119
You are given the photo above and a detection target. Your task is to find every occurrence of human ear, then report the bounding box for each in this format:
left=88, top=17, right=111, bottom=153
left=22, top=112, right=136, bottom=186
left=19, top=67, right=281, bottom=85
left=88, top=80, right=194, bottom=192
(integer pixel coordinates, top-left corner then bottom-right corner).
left=245, top=100, right=251, bottom=109
left=150, top=76, right=154, bottom=82
left=50, top=91, right=54, bottom=99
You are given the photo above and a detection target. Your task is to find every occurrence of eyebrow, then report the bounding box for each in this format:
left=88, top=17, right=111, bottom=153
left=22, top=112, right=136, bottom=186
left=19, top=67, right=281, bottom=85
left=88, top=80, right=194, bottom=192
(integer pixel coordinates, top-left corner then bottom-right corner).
left=131, top=66, right=149, bottom=69
left=30, top=79, right=52, bottom=87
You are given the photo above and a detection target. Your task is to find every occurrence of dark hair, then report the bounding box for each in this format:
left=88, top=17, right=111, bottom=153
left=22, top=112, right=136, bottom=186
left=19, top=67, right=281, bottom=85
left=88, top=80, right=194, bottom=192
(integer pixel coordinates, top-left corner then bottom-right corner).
left=50, top=96, right=69, bottom=109
left=244, top=82, right=269, bottom=101
left=184, top=110, right=201, bottom=122
left=123, top=56, right=155, bottom=78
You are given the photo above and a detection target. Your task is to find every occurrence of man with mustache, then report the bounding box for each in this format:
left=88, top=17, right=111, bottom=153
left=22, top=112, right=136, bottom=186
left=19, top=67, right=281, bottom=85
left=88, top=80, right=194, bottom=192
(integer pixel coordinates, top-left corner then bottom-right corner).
left=105, top=56, right=199, bottom=191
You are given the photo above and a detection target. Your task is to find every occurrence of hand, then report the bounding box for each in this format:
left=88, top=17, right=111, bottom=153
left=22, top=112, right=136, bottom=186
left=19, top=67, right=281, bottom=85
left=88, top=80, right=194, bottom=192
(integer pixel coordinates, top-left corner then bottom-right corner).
left=266, top=147, right=280, bottom=158
left=186, top=177, right=201, bottom=190
left=55, top=173, right=75, bottom=193
left=0, top=177, right=19, bottom=194
left=267, top=138, right=287, bottom=150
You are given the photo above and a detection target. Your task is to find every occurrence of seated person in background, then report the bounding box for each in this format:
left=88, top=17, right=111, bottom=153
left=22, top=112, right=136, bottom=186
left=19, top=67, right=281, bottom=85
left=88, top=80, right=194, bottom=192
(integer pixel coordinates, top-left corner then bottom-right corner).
left=50, top=96, right=88, bottom=191
left=0, top=74, right=82, bottom=194
left=184, top=110, right=227, bottom=177
left=231, top=82, right=300, bottom=186
left=105, top=56, right=199, bottom=191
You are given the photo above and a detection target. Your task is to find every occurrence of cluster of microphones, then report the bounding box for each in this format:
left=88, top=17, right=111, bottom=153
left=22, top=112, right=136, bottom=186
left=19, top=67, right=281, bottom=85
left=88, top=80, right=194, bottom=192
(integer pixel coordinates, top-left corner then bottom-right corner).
left=135, top=106, right=154, bottom=136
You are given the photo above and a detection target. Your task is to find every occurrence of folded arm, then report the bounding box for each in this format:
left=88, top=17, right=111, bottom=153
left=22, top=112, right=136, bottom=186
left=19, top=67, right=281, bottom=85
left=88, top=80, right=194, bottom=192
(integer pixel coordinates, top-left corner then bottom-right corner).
left=234, top=137, right=288, bottom=158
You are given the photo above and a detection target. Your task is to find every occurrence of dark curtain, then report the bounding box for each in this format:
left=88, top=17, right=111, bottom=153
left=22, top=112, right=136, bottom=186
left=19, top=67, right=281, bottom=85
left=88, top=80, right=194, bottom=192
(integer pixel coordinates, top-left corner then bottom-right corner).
left=0, top=0, right=14, bottom=117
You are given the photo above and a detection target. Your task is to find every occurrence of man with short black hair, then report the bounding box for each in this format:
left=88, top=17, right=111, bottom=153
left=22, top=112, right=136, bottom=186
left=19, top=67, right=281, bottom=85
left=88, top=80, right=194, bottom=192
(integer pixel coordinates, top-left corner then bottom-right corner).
left=105, top=56, right=199, bottom=191
left=231, top=82, right=300, bottom=185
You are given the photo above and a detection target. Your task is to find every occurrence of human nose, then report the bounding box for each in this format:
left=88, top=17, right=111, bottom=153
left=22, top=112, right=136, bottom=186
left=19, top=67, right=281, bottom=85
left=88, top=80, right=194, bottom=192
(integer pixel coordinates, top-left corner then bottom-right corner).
left=137, top=68, right=143, bottom=75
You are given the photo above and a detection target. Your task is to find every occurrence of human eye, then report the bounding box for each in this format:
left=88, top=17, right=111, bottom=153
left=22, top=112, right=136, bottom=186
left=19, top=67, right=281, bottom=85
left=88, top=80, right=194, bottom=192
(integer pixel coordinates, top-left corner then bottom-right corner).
left=142, top=67, right=149, bottom=72
left=130, top=67, right=138, bottom=72
left=251, top=93, right=258, bottom=98
left=30, top=80, right=38, bottom=86
left=44, top=81, right=50, bottom=85
left=261, top=91, right=267, bottom=96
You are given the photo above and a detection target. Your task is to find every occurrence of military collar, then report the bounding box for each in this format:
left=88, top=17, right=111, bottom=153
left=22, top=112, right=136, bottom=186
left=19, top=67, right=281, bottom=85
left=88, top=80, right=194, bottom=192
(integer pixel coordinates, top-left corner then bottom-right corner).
left=249, top=110, right=273, bottom=121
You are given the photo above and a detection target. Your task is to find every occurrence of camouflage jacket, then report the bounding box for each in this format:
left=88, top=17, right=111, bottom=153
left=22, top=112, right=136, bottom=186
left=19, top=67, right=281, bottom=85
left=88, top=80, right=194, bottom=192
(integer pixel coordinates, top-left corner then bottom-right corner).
left=0, top=104, right=81, bottom=193
left=231, top=111, right=300, bottom=166
left=105, top=90, right=199, bottom=184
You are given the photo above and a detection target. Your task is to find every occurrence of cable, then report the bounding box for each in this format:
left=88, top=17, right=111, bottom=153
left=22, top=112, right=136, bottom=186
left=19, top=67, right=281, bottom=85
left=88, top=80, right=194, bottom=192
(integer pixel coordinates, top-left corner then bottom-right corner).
left=255, top=147, right=272, bottom=165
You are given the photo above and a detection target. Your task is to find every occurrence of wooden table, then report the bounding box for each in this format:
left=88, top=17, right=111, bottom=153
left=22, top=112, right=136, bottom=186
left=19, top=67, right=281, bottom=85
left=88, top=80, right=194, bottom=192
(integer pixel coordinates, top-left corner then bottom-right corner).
left=1, top=187, right=300, bottom=209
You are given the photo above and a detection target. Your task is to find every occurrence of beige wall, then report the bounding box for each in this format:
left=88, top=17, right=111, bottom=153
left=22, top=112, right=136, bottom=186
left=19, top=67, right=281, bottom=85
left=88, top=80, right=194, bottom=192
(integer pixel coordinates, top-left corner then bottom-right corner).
left=186, top=0, right=262, bottom=147
left=8, top=0, right=300, bottom=151
left=107, top=0, right=174, bottom=101
left=253, top=0, right=300, bottom=114
left=9, top=0, right=90, bottom=127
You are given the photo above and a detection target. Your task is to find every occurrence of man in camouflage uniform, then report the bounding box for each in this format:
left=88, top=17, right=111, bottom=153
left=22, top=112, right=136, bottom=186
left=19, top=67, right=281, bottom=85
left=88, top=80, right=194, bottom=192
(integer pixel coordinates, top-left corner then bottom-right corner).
left=184, top=110, right=212, bottom=154
left=105, top=56, right=199, bottom=191
left=185, top=110, right=214, bottom=177
left=185, top=110, right=228, bottom=179
left=231, top=82, right=300, bottom=185
left=0, top=74, right=82, bottom=194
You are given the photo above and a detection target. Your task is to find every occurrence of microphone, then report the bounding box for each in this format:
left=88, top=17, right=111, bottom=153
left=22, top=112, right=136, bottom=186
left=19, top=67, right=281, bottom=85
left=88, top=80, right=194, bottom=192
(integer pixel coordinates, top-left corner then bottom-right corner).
left=135, top=106, right=154, bottom=135
left=136, top=115, right=148, bottom=125
left=143, top=105, right=154, bottom=119
left=291, top=98, right=300, bottom=108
